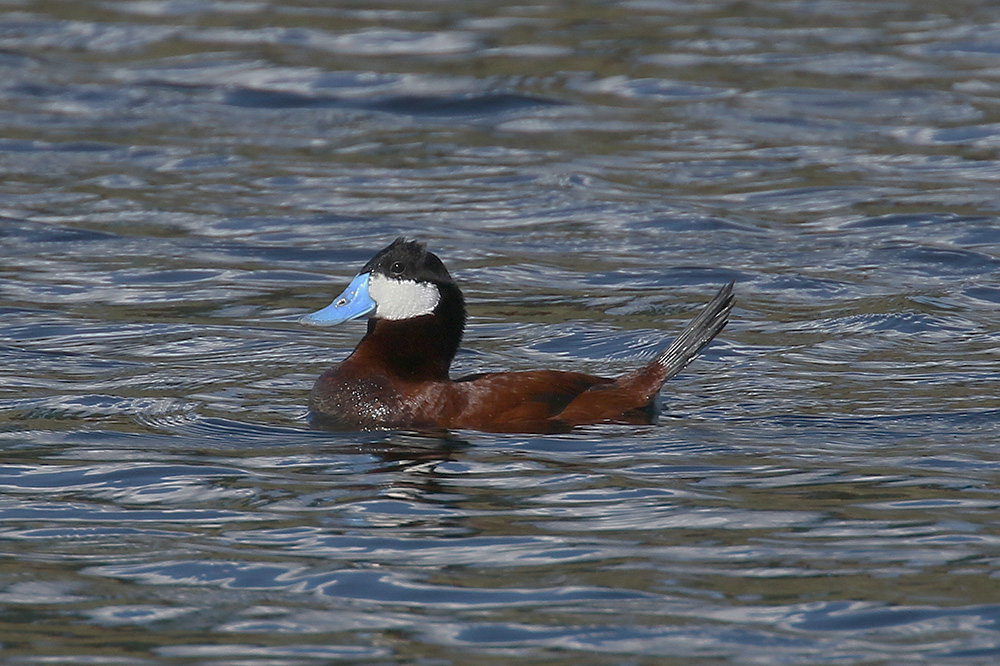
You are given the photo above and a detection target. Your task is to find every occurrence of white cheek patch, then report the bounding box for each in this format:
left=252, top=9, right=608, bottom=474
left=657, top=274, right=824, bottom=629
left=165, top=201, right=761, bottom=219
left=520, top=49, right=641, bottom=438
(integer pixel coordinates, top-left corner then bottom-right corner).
left=368, top=273, right=441, bottom=320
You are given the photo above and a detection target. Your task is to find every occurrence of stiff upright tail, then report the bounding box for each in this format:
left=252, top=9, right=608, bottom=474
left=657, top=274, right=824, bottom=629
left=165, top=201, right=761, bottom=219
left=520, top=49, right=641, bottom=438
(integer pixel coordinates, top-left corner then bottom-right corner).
left=654, top=281, right=734, bottom=382
left=554, top=281, right=735, bottom=427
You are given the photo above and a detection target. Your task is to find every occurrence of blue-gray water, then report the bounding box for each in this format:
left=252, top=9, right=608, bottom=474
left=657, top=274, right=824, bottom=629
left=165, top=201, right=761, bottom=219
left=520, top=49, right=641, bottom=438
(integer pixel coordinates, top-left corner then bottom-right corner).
left=2, top=1, right=1000, bottom=664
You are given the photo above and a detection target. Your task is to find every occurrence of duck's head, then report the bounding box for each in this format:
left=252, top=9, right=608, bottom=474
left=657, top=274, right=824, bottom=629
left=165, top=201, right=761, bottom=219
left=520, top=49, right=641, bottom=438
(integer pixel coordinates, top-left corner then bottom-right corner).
left=301, top=237, right=464, bottom=329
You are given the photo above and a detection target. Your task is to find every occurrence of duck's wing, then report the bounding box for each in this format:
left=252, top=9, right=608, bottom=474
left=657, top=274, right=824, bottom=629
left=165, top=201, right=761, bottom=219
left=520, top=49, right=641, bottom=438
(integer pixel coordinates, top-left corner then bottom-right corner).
left=449, top=370, right=611, bottom=432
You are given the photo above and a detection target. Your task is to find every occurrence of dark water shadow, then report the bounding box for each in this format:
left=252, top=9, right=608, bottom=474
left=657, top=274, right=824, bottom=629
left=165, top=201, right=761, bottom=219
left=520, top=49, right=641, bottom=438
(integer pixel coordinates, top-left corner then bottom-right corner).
left=223, top=87, right=565, bottom=118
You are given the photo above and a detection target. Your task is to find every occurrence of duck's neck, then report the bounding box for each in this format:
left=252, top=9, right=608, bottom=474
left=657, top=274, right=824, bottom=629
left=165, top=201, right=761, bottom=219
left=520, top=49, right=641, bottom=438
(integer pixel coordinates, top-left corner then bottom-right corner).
left=353, top=285, right=465, bottom=382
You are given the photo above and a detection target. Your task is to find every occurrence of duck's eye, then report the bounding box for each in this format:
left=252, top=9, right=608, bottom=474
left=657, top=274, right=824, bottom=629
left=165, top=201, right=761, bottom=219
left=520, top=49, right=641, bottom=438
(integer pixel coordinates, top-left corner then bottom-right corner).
left=336, top=298, right=347, bottom=307
left=389, top=261, right=405, bottom=276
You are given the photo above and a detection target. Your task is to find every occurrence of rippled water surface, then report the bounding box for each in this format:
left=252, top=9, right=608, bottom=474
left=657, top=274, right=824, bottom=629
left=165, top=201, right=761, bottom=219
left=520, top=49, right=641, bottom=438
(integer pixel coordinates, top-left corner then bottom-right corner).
left=2, top=1, right=1000, bottom=664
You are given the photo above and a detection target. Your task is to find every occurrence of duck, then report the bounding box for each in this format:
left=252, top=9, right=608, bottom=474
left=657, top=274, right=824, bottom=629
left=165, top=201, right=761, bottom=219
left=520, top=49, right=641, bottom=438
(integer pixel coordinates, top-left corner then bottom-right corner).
left=301, top=238, right=734, bottom=433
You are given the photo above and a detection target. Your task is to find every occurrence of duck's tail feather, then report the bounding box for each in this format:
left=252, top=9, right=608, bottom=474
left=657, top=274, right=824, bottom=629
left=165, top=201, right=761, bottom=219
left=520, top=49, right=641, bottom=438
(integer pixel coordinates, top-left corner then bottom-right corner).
left=654, top=280, right=734, bottom=382
left=553, top=282, right=734, bottom=427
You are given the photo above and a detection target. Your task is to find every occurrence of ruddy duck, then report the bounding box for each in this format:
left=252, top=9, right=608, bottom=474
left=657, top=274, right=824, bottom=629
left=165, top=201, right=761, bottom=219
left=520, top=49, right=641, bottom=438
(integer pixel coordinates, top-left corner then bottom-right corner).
left=302, top=238, right=733, bottom=433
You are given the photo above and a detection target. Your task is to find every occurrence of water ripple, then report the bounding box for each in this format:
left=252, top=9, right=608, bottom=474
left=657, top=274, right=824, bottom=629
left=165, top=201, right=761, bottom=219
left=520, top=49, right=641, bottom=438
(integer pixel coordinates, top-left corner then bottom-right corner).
left=3, top=2, right=1000, bottom=665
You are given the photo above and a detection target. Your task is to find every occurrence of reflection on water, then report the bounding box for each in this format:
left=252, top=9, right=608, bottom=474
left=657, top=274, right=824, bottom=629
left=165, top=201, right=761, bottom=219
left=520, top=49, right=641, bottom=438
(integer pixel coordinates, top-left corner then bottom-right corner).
left=2, top=1, right=1000, bottom=664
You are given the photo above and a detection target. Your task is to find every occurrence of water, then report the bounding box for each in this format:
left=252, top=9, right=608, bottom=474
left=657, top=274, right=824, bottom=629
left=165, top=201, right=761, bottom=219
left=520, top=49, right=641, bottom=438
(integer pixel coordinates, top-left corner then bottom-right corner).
left=2, top=1, right=1000, bottom=664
